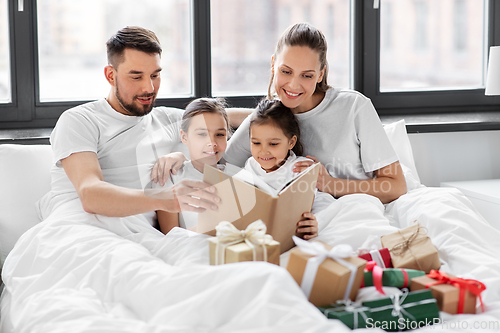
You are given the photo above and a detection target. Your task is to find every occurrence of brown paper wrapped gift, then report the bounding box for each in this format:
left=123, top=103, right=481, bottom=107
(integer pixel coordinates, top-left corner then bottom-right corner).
left=286, top=237, right=366, bottom=307
left=209, top=220, right=280, bottom=265
left=411, top=270, right=486, bottom=314
left=381, top=223, right=440, bottom=273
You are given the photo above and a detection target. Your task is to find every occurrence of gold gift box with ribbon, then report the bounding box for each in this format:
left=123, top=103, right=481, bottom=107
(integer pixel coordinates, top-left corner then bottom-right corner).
left=209, top=220, right=280, bottom=265
left=381, top=223, right=441, bottom=274
left=286, top=237, right=366, bottom=307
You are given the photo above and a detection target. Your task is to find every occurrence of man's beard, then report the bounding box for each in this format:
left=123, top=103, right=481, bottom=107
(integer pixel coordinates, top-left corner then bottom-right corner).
left=115, top=83, right=156, bottom=117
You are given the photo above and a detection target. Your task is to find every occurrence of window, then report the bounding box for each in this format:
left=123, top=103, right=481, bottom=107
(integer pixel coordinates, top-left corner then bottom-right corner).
left=1, top=0, right=500, bottom=129
left=380, top=0, right=485, bottom=92
left=37, top=0, right=192, bottom=102
left=414, top=1, right=429, bottom=52
left=0, top=0, right=10, bottom=103
left=453, top=0, right=467, bottom=52
left=363, top=0, right=498, bottom=114
left=210, top=0, right=351, bottom=96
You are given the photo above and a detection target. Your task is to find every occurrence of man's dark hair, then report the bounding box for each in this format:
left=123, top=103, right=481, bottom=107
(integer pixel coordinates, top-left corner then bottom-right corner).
left=106, top=26, right=162, bottom=68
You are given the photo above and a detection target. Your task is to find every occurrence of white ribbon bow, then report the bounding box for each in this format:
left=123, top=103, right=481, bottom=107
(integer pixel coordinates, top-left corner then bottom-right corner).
left=367, top=289, right=438, bottom=322
left=324, top=300, right=370, bottom=329
left=369, top=249, right=386, bottom=269
left=292, top=236, right=357, bottom=301
left=214, top=220, right=273, bottom=265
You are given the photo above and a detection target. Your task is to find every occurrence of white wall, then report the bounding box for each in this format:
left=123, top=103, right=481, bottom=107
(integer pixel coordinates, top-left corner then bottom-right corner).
left=408, top=130, right=500, bottom=187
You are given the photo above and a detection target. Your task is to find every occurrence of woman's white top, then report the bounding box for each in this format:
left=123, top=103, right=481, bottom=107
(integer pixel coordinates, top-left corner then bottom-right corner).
left=225, top=88, right=399, bottom=181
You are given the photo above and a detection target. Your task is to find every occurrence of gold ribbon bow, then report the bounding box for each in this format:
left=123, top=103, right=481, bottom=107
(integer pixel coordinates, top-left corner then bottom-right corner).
left=214, top=220, right=274, bottom=265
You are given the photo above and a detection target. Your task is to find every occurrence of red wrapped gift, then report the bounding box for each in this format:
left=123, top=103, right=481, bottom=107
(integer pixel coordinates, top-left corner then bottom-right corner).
left=358, top=248, right=393, bottom=268
left=411, top=270, right=486, bottom=314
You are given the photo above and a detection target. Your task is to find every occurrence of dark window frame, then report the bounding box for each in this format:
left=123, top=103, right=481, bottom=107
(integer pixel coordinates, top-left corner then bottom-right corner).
left=1, top=0, right=500, bottom=131
left=360, top=0, right=500, bottom=116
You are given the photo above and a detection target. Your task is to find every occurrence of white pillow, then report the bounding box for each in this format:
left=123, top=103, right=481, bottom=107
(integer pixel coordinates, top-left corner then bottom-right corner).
left=383, top=120, right=421, bottom=191
left=0, top=144, right=53, bottom=265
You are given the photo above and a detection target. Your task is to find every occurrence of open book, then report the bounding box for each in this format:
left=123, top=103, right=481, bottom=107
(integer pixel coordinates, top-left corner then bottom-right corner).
left=197, top=163, right=320, bottom=253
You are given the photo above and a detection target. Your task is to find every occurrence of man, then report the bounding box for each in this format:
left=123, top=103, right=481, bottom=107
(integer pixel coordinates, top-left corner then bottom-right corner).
left=0, top=27, right=340, bottom=331
left=38, top=26, right=219, bottom=224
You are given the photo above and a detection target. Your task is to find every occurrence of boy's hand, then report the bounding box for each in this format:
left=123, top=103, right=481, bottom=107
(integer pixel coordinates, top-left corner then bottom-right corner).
left=296, top=212, right=318, bottom=240
left=151, top=152, right=188, bottom=186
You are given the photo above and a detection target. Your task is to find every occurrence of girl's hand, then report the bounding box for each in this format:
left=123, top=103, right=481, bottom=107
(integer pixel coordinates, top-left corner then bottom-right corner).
left=296, top=212, right=318, bottom=240
left=151, top=152, right=188, bottom=186
left=293, top=156, right=333, bottom=193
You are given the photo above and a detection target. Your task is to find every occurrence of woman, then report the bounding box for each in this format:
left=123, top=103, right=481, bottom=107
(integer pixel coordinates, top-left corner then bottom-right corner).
left=224, top=23, right=407, bottom=204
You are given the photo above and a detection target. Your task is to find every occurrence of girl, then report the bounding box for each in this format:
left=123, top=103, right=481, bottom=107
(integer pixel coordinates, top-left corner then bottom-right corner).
left=245, top=99, right=335, bottom=240
left=225, top=23, right=407, bottom=204
left=156, top=97, right=233, bottom=234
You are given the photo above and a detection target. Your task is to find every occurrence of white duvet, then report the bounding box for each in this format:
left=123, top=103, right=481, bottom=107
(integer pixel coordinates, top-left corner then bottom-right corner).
left=1, top=187, right=500, bottom=332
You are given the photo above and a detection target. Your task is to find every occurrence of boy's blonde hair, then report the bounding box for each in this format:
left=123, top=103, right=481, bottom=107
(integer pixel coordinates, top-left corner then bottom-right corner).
left=181, top=98, right=229, bottom=133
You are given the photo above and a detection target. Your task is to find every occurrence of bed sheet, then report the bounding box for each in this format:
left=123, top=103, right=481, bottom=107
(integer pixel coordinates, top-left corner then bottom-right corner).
left=1, top=187, right=500, bottom=332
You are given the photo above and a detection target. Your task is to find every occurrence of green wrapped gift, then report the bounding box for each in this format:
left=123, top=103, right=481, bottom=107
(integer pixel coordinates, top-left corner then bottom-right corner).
left=363, top=268, right=425, bottom=289
left=318, top=301, right=371, bottom=329
left=362, top=289, right=440, bottom=331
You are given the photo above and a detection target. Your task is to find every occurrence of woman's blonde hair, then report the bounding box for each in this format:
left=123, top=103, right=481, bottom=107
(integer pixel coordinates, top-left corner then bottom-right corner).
left=267, top=23, right=330, bottom=99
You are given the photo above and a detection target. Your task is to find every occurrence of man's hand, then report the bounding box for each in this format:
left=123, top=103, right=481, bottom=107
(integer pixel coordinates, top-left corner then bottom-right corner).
left=146, top=179, right=220, bottom=213
left=61, top=152, right=220, bottom=217
left=151, top=152, right=188, bottom=186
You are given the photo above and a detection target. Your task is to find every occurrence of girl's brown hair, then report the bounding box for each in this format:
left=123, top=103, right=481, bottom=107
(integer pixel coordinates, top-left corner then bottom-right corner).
left=250, top=99, right=303, bottom=156
left=181, top=97, right=229, bottom=133
left=268, top=23, right=330, bottom=99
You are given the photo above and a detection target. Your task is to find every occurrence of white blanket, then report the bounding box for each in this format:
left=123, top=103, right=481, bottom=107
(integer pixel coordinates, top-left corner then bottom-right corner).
left=2, top=187, right=500, bottom=332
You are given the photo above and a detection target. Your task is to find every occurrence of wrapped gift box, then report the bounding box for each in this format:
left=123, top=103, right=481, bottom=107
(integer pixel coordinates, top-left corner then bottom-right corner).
left=362, top=289, right=440, bottom=331
left=209, top=237, right=280, bottom=265
left=410, top=271, right=485, bottom=314
left=381, top=223, right=441, bottom=273
left=286, top=240, right=366, bottom=307
left=318, top=301, right=371, bottom=329
left=363, top=268, right=425, bottom=289
left=358, top=248, right=393, bottom=268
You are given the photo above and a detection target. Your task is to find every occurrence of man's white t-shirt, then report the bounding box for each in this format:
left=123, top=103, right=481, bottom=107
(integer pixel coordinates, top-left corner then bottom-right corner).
left=37, top=98, right=187, bottom=224
left=225, top=88, right=399, bottom=181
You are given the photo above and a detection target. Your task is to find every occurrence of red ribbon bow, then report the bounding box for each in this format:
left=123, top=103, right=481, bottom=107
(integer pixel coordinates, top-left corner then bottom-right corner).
left=425, top=270, right=486, bottom=313
left=364, top=261, right=385, bottom=295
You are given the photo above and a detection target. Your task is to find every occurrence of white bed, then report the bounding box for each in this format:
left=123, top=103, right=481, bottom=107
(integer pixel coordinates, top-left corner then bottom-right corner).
left=1, top=120, right=499, bottom=332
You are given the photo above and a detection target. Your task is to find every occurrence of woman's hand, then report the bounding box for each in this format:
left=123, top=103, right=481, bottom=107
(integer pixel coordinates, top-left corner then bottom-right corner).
left=151, top=152, right=188, bottom=186
left=293, top=156, right=333, bottom=193
left=296, top=212, right=318, bottom=240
